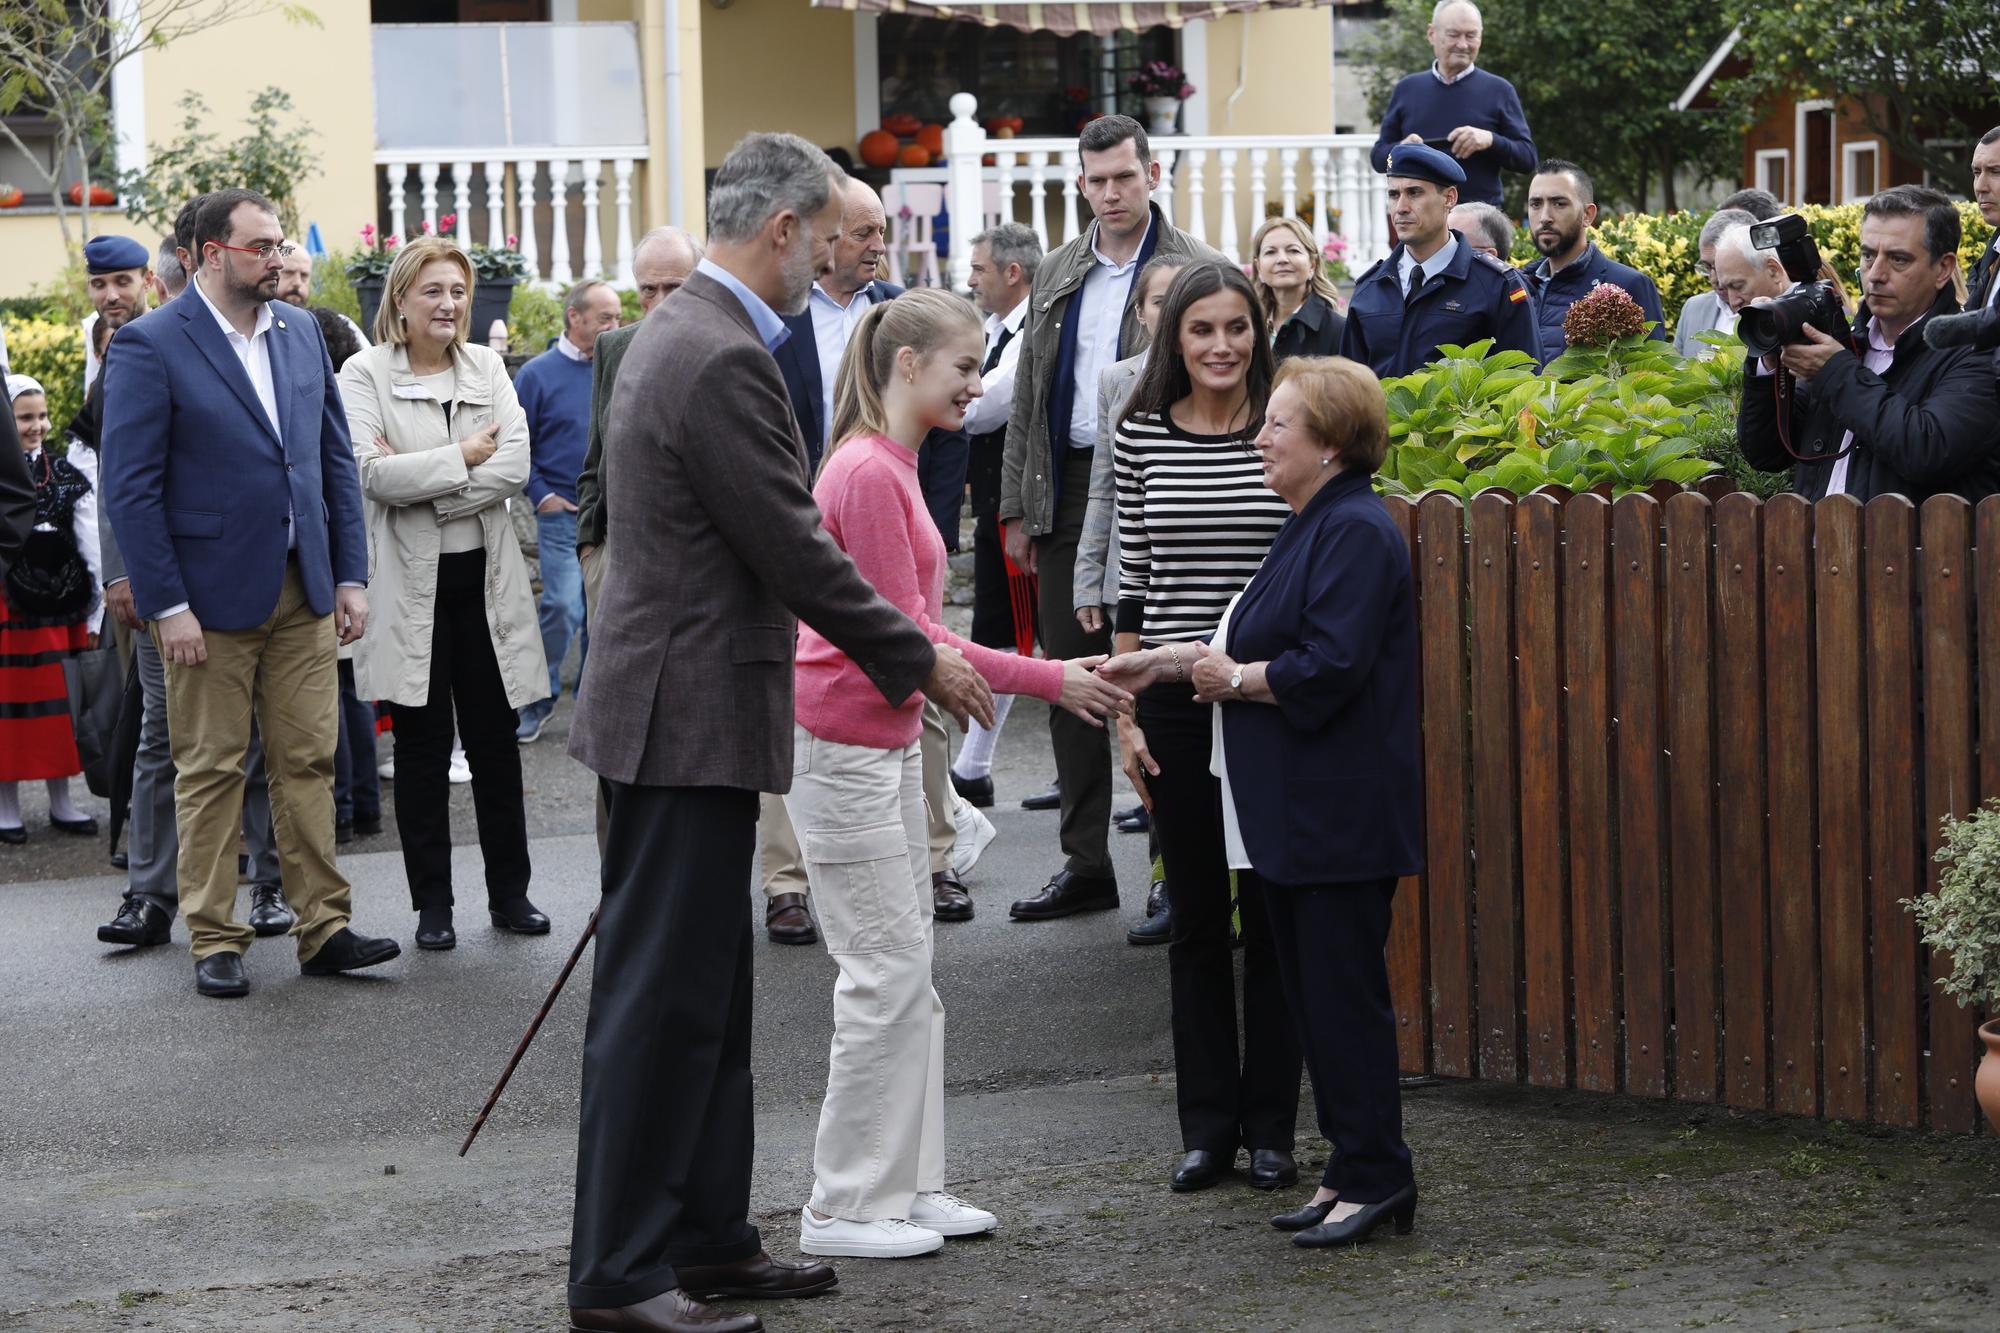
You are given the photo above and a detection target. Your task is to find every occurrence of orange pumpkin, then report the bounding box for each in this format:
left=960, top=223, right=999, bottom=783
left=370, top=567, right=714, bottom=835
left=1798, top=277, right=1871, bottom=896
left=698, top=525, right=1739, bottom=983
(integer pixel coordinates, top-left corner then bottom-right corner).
left=882, top=112, right=922, bottom=138
left=859, top=130, right=901, bottom=170
left=897, top=143, right=934, bottom=169
left=915, top=123, right=946, bottom=158
left=66, top=182, right=117, bottom=206
left=0, top=185, right=24, bottom=208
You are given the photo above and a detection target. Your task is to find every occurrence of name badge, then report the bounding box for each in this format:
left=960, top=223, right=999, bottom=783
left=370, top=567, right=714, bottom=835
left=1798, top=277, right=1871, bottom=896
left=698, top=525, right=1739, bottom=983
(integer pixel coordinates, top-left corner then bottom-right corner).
left=390, top=382, right=432, bottom=400
left=1444, top=300, right=1463, bottom=312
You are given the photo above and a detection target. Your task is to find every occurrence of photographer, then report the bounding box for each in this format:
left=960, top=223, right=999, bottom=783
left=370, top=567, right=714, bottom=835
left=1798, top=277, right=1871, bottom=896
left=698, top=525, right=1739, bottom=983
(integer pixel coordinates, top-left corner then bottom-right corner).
left=1737, top=186, right=1999, bottom=503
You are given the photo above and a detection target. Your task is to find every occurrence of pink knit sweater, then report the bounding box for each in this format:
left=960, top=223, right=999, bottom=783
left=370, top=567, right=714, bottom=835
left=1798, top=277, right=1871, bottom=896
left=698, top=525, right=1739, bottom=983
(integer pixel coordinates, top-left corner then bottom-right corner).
left=795, top=434, right=1064, bottom=748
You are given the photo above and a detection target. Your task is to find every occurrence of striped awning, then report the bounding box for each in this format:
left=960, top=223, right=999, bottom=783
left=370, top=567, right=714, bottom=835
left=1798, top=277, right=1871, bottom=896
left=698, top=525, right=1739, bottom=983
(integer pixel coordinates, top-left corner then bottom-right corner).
left=809, top=0, right=1336, bottom=37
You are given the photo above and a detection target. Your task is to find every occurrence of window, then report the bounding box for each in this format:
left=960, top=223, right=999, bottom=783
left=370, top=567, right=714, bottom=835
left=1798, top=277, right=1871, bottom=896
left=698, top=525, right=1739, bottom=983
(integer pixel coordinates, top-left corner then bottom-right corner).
left=1754, top=149, right=1789, bottom=204
left=876, top=16, right=1177, bottom=140
left=1840, top=141, right=1879, bottom=203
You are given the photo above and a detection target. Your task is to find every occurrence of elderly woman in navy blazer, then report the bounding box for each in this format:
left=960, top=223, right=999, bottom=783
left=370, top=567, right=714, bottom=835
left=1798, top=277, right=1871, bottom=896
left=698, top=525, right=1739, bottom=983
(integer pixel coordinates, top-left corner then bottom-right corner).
left=1101, top=354, right=1422, bottom=1248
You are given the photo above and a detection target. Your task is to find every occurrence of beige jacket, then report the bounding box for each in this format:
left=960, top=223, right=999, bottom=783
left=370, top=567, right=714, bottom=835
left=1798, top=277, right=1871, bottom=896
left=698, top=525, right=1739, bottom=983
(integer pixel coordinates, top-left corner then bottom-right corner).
left=337, top=340, right=548, bottom=710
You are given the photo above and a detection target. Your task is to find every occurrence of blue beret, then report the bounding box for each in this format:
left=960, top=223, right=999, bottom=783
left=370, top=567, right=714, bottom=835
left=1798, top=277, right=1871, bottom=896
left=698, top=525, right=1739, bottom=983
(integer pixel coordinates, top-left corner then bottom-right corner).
left=83, top=234, right=151, bottom=273
left=1382, top=143, right=1467, bottom=189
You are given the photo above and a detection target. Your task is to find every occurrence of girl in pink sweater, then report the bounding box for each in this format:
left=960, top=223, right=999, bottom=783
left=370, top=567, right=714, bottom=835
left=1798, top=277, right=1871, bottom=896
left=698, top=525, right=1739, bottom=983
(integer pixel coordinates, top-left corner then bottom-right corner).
left=788, top=290, right=1129, bottom=1262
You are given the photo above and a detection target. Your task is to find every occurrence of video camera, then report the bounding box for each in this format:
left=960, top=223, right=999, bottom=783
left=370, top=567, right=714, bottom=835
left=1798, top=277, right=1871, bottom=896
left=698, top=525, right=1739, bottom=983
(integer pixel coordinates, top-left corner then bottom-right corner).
left=1735, top=213, right=1852, bottom=359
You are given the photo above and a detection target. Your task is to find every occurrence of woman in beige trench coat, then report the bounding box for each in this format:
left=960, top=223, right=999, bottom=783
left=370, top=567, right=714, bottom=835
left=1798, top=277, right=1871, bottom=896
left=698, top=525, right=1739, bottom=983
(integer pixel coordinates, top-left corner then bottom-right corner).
left=339, top=235, right=551, bottom=952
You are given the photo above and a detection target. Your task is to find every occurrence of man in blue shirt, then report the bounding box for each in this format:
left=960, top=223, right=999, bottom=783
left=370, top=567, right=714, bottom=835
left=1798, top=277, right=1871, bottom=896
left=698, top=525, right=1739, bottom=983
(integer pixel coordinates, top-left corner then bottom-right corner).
left=514, top=277, right=621, bottom=743
left=1341, top=143, right=1541, bottom=378
left=1521, top=160, right=1667, bottom=354
left=1372, top=1, right=1536, bottom=208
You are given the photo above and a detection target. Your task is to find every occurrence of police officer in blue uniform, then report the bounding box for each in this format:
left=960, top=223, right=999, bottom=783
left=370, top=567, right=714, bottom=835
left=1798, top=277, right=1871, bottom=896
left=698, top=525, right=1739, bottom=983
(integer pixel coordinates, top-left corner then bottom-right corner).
left=1340, top=143, right=1542, bottom=378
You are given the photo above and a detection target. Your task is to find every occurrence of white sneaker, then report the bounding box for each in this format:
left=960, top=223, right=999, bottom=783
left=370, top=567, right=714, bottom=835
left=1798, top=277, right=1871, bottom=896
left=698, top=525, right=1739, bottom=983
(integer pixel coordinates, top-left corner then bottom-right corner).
left=797, top=1209, right=944, bottom=1258
left=950, top=799, right=996, bottom=878
left=910, top=1190, right=998, bottom=1237
left=377, top=757, right=395, bottom=781
left=448, top=750, right=472, bottom=785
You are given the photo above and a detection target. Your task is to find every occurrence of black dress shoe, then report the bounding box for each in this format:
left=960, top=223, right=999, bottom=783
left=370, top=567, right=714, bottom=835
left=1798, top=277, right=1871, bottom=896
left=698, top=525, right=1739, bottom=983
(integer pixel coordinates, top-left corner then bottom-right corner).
left=569, top=1288, right=764, bottom=1333
left=99, top=896, right=172, bottom=947
left=1116, top=804, right=1151, bottom=833
left=1171, top=1148, right=1227, bottom=1192
left=335, top=819, right=354, bottom=846
left=676, top=1250, right=838, bottom=1301
left=353, top=814, right=383, bottom=837
left=932, top=871, right=974, bottom=921
left=1271, top=1198, right=1338, bottom=1231
left=247, top=885, right=297, bottom=938
left=1009, top=869, right=1118, bottom=921
left=1293, top=1184, right=1418, bottom=1248
left=195, top=951, right=249, bottom=998
left=110, top=850, right=128, bottom=870
left=765, top=892, right=818, bottom=945
left=1249, top=1148, right=1299, bottom=1190
left=1019, top=779, right=1061, bottom=811
left=949, top=770, right=994, bottom=808
left=300, top=927, right=401, bottom=976
left=0, top=826, right=25, bottom=845
left=415, top=908, right=456, bottom=951
left=490, top=897, right=551, bottom=934
left=51, top=814, right=98, bottom=836
left=1126, top=878, right=1170, bottom=945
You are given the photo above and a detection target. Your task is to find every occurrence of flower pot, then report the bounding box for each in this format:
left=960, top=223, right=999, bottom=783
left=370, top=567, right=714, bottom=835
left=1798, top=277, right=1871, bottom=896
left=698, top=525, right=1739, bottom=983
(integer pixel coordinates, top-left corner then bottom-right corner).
left=1979, top=1018, right=2000, bottom=1133
left=354, top=277, right=387, bottom=341
left=470, top=277, right=517, bottom=349
left=1143, top=97, right=1182, bottom=136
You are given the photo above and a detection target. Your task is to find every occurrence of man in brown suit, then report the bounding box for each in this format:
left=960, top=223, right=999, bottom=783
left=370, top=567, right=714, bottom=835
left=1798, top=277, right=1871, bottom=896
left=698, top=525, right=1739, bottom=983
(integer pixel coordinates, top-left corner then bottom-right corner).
left=564, top=133, right=994, bottom=1333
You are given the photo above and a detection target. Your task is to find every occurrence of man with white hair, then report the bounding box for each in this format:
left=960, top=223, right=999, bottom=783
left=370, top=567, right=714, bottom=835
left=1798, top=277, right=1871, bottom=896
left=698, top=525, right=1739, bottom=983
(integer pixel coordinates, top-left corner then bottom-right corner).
left=1372, top=1, right=1536, bottom=207
left=1709, top=222, right=1789, bottom=319
left=1673, top=207, right=1758, bottom=358
left=1446, top=201, right=1514, bottom=259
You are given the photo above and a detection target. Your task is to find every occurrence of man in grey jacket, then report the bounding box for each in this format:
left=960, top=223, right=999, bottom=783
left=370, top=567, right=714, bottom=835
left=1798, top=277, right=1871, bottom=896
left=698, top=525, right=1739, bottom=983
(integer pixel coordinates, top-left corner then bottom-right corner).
left=999, top=115, right=1219, bottom=921
left=1672, top=207, right=1757, bottom=359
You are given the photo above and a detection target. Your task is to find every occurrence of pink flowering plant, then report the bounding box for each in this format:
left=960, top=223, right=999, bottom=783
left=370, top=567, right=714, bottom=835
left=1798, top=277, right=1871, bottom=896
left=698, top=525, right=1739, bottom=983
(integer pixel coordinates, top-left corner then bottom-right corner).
left=343, top=217, right=528, bottom=283
left=343, top=221, right=401, bottom=281
left=1129, top=61, right=1195, bottom=100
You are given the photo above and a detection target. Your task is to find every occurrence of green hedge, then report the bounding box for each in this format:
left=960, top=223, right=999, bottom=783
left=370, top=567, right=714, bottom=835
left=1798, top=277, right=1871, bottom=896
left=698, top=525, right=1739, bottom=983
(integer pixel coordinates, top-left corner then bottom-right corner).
left=3, top=318, right=87, bottom=444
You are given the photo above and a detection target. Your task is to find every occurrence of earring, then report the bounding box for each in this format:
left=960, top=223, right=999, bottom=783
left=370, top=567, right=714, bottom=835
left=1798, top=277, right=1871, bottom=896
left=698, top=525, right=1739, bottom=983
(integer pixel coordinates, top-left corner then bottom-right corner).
left=1320, top=457, right=1332, bottom=466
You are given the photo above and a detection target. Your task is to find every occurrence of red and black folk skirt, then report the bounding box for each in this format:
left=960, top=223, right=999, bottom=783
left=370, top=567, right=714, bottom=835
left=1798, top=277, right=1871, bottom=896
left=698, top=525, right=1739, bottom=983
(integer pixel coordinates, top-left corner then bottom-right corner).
left=0, top=590, right=86, bottom=782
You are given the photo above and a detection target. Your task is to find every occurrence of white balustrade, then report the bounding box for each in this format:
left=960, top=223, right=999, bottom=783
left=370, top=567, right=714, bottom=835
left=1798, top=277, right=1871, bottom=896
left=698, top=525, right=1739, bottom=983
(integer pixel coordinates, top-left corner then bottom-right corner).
left=940, top=94, right=1390, bottom=292
left=376, top=151, right=648, bottom=288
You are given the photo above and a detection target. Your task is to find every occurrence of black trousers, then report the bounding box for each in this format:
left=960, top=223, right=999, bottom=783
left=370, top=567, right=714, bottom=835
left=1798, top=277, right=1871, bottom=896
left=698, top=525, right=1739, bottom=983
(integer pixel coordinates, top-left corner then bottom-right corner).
left=569, top=781, right=762, bottom=1308
left=969, top=510, right=1018, bottom=650
left=386, top=550, right=530, bottom=913
left=333, top=657, right=379, bottom=824
left=1036, top=450, right=1115, bottom=878
left=1261, top=875, right=1414, bottom=1203
left=1139, top=684, right=1300, bottom=1154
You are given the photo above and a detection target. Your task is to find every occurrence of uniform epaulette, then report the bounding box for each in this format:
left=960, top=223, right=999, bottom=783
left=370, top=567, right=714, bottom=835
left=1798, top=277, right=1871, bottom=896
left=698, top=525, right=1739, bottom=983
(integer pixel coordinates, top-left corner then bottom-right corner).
left=1471, top=249, right=1523, bottom=281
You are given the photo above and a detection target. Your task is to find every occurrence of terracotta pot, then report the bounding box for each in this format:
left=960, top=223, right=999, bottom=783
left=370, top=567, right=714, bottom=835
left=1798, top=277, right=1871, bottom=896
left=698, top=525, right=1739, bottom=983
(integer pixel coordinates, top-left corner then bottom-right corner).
left=1979, top=1019, right=2000, bottom=1134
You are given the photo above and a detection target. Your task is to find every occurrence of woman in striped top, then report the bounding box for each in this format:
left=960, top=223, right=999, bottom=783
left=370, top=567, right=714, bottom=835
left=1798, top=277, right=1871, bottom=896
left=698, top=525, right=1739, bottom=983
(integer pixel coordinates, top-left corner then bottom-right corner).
left=1109, top=262, right=1303, bottom=1194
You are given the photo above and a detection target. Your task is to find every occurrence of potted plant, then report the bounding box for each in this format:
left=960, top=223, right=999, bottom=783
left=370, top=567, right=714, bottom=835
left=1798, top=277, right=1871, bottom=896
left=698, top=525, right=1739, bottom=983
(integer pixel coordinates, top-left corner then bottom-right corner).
left=345, top=222, right=400, bottom=336
left=1906, top=801, right=2000, bottom=1132
left=1129, top=61, right=1195, bottom=136
left=0, top=183, right=23, bottom=208
left=66, top=181, right=117, bottom=206
left=466, top=224, right=529, bottom=348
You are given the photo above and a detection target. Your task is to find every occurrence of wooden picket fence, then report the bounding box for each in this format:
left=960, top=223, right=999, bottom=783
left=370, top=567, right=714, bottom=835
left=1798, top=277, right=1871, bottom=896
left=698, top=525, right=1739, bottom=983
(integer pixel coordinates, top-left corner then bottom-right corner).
left=1381, top=488, right=1991, bottom=1132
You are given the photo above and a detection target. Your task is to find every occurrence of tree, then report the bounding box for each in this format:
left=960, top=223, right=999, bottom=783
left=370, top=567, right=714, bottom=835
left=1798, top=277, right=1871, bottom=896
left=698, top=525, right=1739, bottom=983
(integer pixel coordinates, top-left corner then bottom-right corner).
left=1355, top=0, right=1742, bottom=212
left=117, top=88, right=320, bottom=237
left=0, top=0, right=318, bottom=246
left=1721, top=6, right=1999, bottom=195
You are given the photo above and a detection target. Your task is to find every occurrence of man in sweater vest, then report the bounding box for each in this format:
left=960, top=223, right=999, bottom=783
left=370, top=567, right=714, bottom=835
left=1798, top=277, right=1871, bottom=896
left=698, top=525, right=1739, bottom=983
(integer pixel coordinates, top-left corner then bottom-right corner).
left=1371, top=1, right=1536, bottom=208
left=515, top=278, right=622, bottom=744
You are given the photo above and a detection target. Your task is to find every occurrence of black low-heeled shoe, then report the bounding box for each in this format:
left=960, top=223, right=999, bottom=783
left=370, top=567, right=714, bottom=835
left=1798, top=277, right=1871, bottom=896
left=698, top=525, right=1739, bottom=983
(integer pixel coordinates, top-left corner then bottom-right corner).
left=1170, top=1149, right=1227, bottom=1193
left=415, top=909, right=456, bottom=951
left=1271, top=1198, right=1337, bottom=1231
left=1248, top=1148, right=1298, bottom=1190
left=490, top=898, right=551, bottom=934
left=1292, top=1184, right=1418, bottom=1248
left=51, top=814, right=98, bottom=836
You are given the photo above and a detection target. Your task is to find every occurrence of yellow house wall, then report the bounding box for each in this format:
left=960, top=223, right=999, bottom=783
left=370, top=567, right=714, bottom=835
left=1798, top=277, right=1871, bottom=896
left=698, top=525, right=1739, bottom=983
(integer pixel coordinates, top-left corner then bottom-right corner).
left=1200, top=11, right=1332, bottom=138
left=699, top=3, right=856, bottom=169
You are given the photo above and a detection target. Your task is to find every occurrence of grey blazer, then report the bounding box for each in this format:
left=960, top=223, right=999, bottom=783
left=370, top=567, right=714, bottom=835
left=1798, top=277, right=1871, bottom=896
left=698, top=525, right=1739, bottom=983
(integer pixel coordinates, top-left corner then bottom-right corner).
left=567, top=270, right=937, bottom=791
left=1074, top=352, right=1145, bottom=611
left=1673, top=290, right=1727, bottom=358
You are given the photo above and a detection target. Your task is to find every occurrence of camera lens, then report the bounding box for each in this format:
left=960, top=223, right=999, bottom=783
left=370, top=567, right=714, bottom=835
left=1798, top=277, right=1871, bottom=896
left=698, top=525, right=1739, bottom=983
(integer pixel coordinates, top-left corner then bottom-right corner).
left=1737, top=301, right=1799, bottom=360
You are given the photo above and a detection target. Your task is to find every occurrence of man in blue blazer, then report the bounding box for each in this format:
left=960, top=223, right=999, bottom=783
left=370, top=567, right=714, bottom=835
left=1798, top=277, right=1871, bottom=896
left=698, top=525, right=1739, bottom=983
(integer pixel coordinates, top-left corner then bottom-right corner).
left=102, top=187, right=399, bottom=998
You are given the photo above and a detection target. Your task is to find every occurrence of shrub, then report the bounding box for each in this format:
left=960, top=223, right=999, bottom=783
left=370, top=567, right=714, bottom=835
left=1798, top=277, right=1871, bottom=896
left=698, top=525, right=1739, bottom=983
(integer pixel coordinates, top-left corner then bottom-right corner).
left=1907, top=801, right=2000, bottom=1011
left=116, top=89, right=320, bottom=238
left=3, top=318, right=87, bottom=443
left=507, top=284, right=562, bottom=354
left=311, top=247, right=363, bottom=325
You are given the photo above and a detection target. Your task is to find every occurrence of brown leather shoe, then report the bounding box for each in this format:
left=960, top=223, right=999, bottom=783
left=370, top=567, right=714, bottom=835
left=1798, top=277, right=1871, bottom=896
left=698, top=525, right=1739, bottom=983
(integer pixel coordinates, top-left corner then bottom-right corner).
left=675, top=1250, right=837, bottom=1301
left=569, top=1289, right=763, bottom=1333
left=764, top=892, right=818, bottom=945
left=932, top=871, right=974, bottom=921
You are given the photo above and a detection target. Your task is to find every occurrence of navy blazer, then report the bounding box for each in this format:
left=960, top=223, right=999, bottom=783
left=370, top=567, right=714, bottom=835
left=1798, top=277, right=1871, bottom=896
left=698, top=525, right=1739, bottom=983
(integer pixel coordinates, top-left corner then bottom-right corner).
left=1219, top=469, right=1423, bottom=887
left=101, top=290, right=367, bottom=630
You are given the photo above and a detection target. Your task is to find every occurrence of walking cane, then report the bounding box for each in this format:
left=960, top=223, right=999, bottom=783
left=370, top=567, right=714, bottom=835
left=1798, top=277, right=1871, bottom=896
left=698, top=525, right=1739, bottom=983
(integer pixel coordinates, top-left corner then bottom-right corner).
left=459, top=908, right=599, bottom=1156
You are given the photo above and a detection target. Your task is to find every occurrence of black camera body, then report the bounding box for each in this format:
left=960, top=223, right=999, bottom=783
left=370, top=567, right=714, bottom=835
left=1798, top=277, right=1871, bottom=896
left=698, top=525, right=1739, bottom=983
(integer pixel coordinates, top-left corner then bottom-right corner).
left=1735, top=213, right=1852, bottom=360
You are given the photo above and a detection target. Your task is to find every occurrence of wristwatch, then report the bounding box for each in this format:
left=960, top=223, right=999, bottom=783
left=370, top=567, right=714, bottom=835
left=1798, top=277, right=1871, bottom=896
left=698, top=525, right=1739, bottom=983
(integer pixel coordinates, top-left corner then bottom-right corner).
left=1229, top=665, right=1246, bottom=697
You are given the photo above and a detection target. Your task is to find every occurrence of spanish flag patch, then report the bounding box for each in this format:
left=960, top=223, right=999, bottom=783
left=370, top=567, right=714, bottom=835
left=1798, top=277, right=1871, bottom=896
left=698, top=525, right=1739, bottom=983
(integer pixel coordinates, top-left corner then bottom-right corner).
left=1508, top=286, right=1528, bottom=303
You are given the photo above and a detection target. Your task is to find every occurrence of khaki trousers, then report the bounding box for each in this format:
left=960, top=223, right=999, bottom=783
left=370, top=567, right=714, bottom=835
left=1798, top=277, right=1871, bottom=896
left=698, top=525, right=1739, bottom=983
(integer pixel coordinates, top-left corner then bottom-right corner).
left=157, top=563, right=350, bottom=961
left=782, top=724, right=946, bottom=1221
left=761, top=700, right=958, bottom=899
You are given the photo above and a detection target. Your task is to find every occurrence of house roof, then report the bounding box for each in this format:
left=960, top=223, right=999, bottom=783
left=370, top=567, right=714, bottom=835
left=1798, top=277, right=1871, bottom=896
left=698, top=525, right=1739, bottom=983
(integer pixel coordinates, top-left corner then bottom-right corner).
left=1672, top=24, right=1740, bottom=113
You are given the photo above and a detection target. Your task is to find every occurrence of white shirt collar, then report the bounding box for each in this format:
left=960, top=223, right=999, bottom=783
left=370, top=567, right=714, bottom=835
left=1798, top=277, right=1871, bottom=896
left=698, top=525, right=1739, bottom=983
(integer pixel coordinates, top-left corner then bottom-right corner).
left=1399, top=235, right=1460, bottom=288
left=192, top=270, right=272, bottom=342
left=811, top=281, right=874, bottom=313
left=987, top=297, right=1029, bottom=340
left=556, top=333, right=590, bottom=363
left=1431, top=61, right=1478, bottom=85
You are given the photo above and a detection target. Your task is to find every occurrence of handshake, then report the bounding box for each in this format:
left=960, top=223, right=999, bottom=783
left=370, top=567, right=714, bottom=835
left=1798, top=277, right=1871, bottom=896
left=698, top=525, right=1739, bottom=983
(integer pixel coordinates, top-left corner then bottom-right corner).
left=918, top=645, right=1139, bottom=732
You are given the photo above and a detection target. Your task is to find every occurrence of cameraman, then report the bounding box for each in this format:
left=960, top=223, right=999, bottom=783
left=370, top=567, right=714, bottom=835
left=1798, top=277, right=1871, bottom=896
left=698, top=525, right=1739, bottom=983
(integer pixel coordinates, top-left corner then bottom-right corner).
left=1710, top=222, right=1788, bottom=318
left=1738, top=186, right=1999, bottom=503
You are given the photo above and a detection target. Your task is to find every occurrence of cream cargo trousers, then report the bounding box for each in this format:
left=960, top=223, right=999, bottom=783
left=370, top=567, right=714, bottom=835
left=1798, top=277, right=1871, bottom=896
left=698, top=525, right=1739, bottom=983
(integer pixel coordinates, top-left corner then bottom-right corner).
left=783, top=722, right=947, bottom=1222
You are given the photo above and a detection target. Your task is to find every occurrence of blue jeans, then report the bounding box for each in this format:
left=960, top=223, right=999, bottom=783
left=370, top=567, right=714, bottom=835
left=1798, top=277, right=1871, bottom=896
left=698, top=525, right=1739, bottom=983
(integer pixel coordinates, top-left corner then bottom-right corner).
left=531, top=507, right=587, bottom=716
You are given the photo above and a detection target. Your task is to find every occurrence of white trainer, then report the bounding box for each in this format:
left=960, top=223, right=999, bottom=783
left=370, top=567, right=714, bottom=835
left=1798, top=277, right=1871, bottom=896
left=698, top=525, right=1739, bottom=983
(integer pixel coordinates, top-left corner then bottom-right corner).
left=909, top=1191, right=999, bottom=1237
left=950, top=799, right=997, bottom=877
left=798, top=1209, right=945, bottom=1258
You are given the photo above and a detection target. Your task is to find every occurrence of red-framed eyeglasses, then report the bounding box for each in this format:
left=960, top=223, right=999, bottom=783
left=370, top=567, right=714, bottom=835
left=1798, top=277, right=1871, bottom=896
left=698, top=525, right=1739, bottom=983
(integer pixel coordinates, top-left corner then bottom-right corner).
left=208, top=241, right=297, bottom=262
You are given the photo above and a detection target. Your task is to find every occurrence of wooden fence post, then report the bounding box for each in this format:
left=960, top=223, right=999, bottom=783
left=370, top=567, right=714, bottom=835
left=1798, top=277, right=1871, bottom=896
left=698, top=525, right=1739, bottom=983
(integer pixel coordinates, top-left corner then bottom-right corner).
left=1764, top=493, right=1821, bottom=1118
left=1864, top=496, right=1922, bottom=1126
left=1614, top=493, right=1669, bottom=1098
left=1387, top=498, right=1431, bottom=1074
left=1515, top=493, right=1568, bottom=1088
left=1814, top=495, right=1869, bottom=1122
left=1418, top=493, right=1475, bottom=1077
left=1563, top=494, right=1619, bottom=1092
left=1664, top=492, right=1721, bottom=1104
left=1714, top=493, right=1772, bottom=1110
left=1469, top=491, right=1524, bottom=1082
